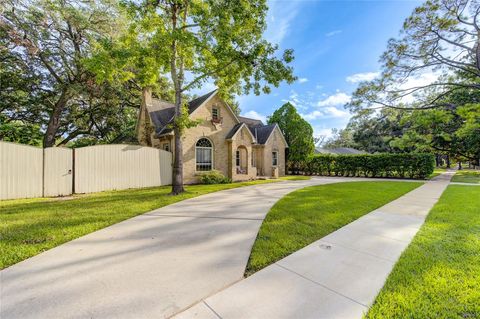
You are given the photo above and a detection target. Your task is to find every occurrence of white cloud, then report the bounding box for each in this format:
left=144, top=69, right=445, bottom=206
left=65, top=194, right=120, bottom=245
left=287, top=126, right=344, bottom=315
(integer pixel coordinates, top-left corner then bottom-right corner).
left=325, top=30, right=342, bottom=37
left=301, top=106, right=349, bottom=121
left=264, top=1, right=301, bottom=45
left=399, top=72, right=439, bottom=89
left=394, top=71, right=440, bottom=104
left=324, top=106, right=349, bottom=118
left=298, top=77, right=308, bottom=83
left=346, top=72, right=380, bottom=83
left=241, top=110, right=267, bottom=124
left=317, top=92, right=351, bottom=107
left=314, top=128, right=334, bottom=138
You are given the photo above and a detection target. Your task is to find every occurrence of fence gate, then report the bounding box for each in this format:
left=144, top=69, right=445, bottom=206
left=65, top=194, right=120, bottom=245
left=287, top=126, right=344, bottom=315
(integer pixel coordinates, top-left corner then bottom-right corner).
left=43, top=147, right=73, bottom=197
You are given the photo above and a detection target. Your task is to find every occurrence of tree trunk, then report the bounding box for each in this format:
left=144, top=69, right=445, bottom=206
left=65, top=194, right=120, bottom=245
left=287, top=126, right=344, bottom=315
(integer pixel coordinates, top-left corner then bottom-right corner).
left=171, top=89, right=185, bottom=194
left=43, top=89, right=69, bottom=147
left=446, top=155, right=451, bottom=168
left=170, top=2, right=185, bottom=195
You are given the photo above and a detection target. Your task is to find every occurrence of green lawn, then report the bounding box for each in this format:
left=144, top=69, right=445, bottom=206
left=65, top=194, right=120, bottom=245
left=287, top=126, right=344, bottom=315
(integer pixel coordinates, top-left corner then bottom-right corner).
left=0, top=179, right=278, bottom=269
left=452, top=169, right=480, bottom=184
left=245, top=181, right=422, bottom=275
left=365, top=185, right=480, bottom=319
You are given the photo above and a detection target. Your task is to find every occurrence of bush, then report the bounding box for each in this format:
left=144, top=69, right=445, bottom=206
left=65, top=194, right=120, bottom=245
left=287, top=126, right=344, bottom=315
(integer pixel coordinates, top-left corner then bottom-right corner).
left=301, top=153, right=435, bottom=179
left=199, top=170, right=232, bottom=184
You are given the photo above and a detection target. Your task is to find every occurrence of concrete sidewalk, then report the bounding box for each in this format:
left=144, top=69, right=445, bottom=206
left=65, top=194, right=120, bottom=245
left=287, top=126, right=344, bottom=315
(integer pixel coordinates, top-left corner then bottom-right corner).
left=1, top=177, right=351, bottom=319
left=175, top=171, right=454, bottom=319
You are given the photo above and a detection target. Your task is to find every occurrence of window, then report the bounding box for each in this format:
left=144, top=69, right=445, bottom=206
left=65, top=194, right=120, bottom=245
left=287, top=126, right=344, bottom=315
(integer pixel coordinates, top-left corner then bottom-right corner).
left=163, top=143, right=170, bottom=152
left=212, top=107, right=219, bottom=121
left=196, top=138, right=213, bottom=171
left=236, top=150, right=240, bottom=166
left=251, top=151, right=256, bottom=167
left=272, top=151, right=278, bottom=166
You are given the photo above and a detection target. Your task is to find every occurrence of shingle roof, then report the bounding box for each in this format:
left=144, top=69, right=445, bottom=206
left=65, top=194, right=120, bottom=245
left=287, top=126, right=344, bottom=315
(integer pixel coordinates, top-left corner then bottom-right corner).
left=251, top=124, right=276, bottom=145
left=148, top=106, right=175, bottom=134
left=238, top=116, right=264, bottom=127
left=148, top=90, right=217, bottom=135
left=146, top=91, right=283, bottom=146
left=225, top=123, right=244, bottom=140
left=188, top=90, right=217, bottom=114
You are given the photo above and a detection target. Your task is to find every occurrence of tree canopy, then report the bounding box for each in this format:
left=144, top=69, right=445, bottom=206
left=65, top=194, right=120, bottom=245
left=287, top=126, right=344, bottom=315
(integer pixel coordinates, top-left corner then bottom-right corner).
left=90, top=0, right=297, bottom=193
left=328, top=0, right=480, bottom=166
left=268, top=102, right=315, bottom=171
left=349, top=0, right=480, bottom=112
left=1, top=0, right=139, bottom=147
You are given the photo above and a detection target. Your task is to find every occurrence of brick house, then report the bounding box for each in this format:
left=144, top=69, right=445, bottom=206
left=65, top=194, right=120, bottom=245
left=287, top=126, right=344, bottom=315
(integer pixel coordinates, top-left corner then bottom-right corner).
left=137, top=90, right=288, bottom=184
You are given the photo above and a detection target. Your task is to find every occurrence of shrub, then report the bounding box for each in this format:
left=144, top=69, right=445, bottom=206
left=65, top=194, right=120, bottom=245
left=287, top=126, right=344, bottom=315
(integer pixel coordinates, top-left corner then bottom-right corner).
left=199, top=170, right=232, bottom=184
left=301, top=153, right=434, bottom=179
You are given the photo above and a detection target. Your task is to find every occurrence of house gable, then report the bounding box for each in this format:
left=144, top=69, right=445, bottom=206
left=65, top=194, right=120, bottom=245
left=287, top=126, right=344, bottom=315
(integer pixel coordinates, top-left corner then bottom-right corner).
left=225, top=123, right=256, bottom=142
left=189, top=91, right=240, bottom=125
left=264, top=124, right=288, bottom=148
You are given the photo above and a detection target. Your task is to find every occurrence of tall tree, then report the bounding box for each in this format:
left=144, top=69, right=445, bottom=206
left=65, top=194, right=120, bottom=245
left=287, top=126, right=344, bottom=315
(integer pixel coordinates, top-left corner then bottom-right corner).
left=349, top=0, right=480, bottom=112
left=340, top=0, right=480, bottom=165
left=322, top=128, right=356, bottom=149
left=1, top=0, right=132, bottom=147
left=91, top=0, right=296, bottom=194
left=268, top=102, right=314, bottom=172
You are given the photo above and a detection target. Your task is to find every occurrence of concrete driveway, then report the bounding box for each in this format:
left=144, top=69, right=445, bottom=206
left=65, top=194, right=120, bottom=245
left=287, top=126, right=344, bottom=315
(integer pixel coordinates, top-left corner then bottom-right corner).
left=175, top=172, right=454, bottom=319
left=1, top=177, right=349, bottom=319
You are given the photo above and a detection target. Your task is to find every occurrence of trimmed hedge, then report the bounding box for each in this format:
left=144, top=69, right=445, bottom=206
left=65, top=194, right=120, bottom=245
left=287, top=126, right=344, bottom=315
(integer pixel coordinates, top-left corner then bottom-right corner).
left=301, top=153, right=435, bottom=179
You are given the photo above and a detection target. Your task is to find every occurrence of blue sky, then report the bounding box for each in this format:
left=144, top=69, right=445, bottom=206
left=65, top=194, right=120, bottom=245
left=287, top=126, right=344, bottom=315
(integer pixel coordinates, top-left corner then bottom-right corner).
left=235, top=0, right=422, bottom=139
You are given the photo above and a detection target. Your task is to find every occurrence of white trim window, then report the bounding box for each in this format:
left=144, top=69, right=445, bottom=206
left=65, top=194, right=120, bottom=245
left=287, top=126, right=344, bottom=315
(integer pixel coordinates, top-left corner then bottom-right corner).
left=236, top=150, right=241, bottom=166
left=212, top=107, right=220, bottom=121
left=196, top=138, right=213, bottom=171
left=272, top=151, right=278, bottom=166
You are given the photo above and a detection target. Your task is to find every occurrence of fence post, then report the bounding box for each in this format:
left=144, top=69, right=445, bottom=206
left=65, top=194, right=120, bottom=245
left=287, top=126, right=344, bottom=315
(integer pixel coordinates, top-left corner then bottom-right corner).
left=72, top=148, right=76, bottom=194
left=42, top=148, right=45, bottom=198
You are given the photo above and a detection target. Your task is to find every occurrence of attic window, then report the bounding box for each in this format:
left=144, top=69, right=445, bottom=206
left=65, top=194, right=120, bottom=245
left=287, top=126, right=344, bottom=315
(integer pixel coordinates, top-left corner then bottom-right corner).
left=212, top=107, right=220, bottom=121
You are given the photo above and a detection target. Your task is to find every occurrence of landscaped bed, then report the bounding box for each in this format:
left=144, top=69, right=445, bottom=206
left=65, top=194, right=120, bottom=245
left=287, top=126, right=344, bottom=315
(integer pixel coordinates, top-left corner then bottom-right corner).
left=365, top=185, right=480, bottom=318
left=452, top=169, right=480, bottom=184
left=0, top=179, right=279, bottom=269
left=245, top=181, right=422, bottom=275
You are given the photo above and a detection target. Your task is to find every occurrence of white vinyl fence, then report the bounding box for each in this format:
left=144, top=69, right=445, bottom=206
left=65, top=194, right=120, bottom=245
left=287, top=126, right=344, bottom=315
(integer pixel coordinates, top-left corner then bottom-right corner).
left=0, top=142, right=172, bottom=200
left=0, top=141, right=43, bottom=200
left=75, top=145, right=172, bottom=194
left=44, top=147, right=73, bottom=197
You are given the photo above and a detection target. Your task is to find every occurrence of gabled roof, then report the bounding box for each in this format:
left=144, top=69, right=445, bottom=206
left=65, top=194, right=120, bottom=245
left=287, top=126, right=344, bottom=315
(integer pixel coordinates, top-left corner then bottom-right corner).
left=145, top=91, right=288, bottom=147
left=225, top=122, right=256, bottom=142
left=250, top=124, right=276, bottom=145
left=148, top=90, right=218, bottom=135
left=225, top=123, right=244, bottom=140
left=187, top=90, right=217, bottom=114
left=238, top=116, right=264, bottom=127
